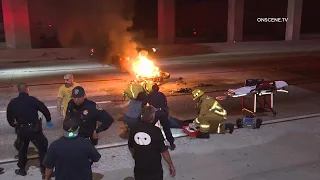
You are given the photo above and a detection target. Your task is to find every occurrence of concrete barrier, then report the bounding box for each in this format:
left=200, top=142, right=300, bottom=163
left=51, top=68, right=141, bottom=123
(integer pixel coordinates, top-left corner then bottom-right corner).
left=0, top=48, right=90, bottom=61
left=1, top=40, right=320, bottom=63
left=152, top=44, right=215, bottom=58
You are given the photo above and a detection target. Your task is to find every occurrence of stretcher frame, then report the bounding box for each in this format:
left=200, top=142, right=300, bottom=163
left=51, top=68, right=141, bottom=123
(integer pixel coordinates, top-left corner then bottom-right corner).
left=242, top=91, right=276, bottom=116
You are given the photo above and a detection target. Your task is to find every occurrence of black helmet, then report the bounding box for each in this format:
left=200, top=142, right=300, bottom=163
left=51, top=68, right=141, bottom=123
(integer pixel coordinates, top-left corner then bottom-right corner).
left=63, top=116, right=80, bottom=138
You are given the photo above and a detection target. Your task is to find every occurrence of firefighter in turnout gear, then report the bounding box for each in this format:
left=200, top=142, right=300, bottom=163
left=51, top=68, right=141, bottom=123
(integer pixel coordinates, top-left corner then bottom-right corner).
left=190, top=89, right=234, bottom=139
left=120, top=82, right=151, bottom=138
left=140, top=80, right=154, bottom=94
left=123, top=83, right=146, bottom=101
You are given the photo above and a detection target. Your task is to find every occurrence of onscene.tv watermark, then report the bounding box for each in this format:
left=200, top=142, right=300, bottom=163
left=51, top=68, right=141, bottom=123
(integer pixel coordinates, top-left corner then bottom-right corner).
left=257, top=18, right=288, bottom=23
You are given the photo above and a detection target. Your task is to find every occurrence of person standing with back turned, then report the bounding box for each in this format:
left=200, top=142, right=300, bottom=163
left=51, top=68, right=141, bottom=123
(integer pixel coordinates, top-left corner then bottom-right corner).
left=6, top=83, right=54, bottom=178
left=128, top=105, right=176, bottom=180
left=143, top=84, right=176, bottom=150
left=43, top=116, right=101, bottom=180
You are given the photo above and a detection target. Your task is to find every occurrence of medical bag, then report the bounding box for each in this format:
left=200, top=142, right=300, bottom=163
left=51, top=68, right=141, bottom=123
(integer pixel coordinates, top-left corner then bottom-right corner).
left=236, top=116, right=262, bottom=129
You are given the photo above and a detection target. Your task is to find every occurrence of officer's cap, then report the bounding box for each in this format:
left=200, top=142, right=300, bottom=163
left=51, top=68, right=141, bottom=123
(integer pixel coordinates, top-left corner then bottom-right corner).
left=72, top=86, right=85, bottom=98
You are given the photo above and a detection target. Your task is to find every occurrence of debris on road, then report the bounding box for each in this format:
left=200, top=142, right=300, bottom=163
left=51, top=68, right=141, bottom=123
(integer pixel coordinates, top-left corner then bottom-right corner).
left=195, top=83, right=214, bottom=87
left=176, top=88, right=192, bottom=93
left=55, top=57, right=75, bottom=60
left=173, top=77, right=187, bottom=85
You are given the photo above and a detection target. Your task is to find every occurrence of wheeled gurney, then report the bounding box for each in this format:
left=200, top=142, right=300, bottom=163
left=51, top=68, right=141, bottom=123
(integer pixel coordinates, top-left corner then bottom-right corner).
left=227, top=79, right=289, bottom=116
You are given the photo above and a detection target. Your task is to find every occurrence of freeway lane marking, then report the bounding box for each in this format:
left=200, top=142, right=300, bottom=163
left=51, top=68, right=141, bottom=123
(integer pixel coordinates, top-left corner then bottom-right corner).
left=0, top=100, right=113, bottom=113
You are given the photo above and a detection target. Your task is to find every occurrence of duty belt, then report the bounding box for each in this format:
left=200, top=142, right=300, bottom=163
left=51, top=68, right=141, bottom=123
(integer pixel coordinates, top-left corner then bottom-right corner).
left=155, top=108, right=162, bottom=111
left=18, top=122, right=40, bottom=127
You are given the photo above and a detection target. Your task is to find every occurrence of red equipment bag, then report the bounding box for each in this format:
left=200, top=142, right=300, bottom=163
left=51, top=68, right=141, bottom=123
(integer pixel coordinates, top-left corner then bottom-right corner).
left=183, top=126, right=200, bottom=137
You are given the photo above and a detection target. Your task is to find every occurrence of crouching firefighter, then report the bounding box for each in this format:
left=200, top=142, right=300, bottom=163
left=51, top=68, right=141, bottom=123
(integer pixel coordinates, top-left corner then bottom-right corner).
left=123, top=83, right=146, bottom=101
left=190, top=89, right=234, bottom=139
left=120, top=83, right=148, bottom=136
left=140, top=81, right=154, bottom=94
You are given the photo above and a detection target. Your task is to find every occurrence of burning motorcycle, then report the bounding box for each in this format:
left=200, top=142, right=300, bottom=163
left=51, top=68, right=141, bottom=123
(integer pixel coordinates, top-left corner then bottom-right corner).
left=90, top=46, right=170, bottom=84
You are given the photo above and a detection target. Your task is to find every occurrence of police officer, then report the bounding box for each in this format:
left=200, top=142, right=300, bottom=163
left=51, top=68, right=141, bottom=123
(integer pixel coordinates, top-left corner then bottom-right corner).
left=6, top=83, right=54, bottom=177
left=143, top=84, right=176, bottom=150
left=43, top=116, right=101, bottom=180
left=66, top=86, right=114, bottom=145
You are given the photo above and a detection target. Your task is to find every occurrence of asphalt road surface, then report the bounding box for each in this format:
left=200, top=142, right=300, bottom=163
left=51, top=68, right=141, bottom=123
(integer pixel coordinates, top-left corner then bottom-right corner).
left=1, top=116, right=320, bottom=180
left=0, top=53, right=320, bottom=162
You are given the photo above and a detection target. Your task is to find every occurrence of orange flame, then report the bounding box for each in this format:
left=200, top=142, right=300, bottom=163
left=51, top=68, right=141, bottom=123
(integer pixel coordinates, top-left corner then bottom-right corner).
left=131, top=54, right=160, bottom=79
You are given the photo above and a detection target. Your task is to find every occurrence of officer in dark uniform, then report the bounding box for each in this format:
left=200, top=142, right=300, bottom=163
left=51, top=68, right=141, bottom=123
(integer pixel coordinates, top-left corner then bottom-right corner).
left=6, top=83, right=54, bottom=177
left=43, top=116, right=101, bottom=180
left=66, top=86, right=114, bottom=145
left=143, top=84, right=176, bottom=150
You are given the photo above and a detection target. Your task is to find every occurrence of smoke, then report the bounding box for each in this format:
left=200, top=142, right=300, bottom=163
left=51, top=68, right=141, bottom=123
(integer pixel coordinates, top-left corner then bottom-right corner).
left=54, top=0, right=138, bottom=64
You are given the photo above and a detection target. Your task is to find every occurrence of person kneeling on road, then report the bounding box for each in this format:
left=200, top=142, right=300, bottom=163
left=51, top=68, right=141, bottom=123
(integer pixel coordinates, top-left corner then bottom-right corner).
left=190, top=89, right=234, bottom=139
left=43, top=116, right=101, bottom=180
left=119, top=91, right=147, bottom=139
left=119, top=82, right=149, bottom=123
left=66, top=86, right=114, bottom=145
left=123, top=83, right=147, bottom=101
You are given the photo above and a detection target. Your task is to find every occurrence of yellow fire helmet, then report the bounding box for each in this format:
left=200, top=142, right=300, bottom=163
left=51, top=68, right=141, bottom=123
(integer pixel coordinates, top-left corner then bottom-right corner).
left=192, top=89, right=205, bottom=100
left=141, top=81, right=154, bottom=93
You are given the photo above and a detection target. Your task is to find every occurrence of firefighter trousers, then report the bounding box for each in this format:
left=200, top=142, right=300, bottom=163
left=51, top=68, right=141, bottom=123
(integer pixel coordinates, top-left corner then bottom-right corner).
left=196, top=114, right=225, bottom=134
left=16, top=131, right=48, bottom=172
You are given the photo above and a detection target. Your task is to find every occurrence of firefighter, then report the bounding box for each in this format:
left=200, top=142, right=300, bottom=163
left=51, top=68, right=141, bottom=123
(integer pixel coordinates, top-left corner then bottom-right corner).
left=123, top=83, right=146, bottom=101
left=140, top=80, right=154, bottom=94
left=119, top=81, right=151, bottom=135
left=190, top=89, right=234, bottom=139
left=119, top=91, right=147, bottom=139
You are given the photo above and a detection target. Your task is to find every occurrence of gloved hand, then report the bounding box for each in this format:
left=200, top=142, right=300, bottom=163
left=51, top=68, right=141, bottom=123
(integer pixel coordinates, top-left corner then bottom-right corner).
left=46, top=122, right=55, bottom=128
left=189, top=122, right=199, bottom=131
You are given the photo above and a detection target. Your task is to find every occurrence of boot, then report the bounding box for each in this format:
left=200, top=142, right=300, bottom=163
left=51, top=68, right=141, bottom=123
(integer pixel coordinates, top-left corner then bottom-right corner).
left=229, top=125, right=234, bottom=134
left=119, top=126, right=129, bottom=139
left=169, top=143, right=176, bottom=151
left=225, top=123, right=235, bottom=134
left=196, top=132, right=210, bottom=139
left=15, top=169, right=27, bottom=176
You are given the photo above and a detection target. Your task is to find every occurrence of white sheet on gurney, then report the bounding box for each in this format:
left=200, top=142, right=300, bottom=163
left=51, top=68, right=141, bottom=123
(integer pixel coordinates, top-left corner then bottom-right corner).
left=230, top=81, right=288, bottom=95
